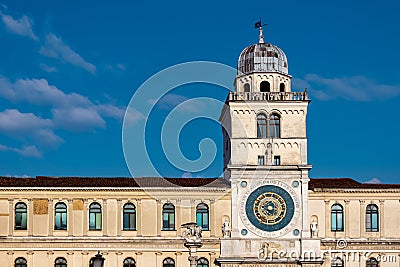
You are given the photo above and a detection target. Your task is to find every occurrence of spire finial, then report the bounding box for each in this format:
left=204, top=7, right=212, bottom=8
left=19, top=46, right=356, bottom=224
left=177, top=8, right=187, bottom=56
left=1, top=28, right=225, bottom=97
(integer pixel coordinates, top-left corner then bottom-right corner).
left=254, top=19, right=267, bottom=44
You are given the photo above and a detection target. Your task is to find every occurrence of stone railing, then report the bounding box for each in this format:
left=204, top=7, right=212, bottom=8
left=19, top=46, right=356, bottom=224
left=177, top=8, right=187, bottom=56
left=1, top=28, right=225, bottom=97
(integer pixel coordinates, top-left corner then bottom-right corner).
left=228, top=91, right=309, bottom=101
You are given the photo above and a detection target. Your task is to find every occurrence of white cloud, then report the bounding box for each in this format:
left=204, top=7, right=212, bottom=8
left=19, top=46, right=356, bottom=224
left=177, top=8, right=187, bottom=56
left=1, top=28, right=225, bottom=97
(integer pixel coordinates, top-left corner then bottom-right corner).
left=293, top=74, right=400, bottom=101
left=0, top=11, right=38, bottom=41
left=0, top=144, right=42, bottom=158
left=365, top=178, right=381, bottom=184
left=0, top=76, right=133, bottom=156
left=52, top=107, right=105, bottom=131
left=0, top=76, right=127, bottom=131
left=40, top=33, right=96, bottom=74
left=40, top=64, right=58, bottom=73
left=0, top=109, right=63, bottom=148
left=124, top=107, right=145, bottom=126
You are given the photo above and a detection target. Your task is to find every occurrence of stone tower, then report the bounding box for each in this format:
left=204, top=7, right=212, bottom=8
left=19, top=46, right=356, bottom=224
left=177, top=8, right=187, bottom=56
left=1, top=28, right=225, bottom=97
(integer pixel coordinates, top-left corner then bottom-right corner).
left=217, top=25, right=322, bottom=266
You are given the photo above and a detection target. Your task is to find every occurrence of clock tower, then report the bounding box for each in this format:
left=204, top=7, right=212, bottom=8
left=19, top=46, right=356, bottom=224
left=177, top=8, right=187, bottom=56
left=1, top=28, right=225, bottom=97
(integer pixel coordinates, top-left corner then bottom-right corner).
left=217, top=25, right=322, bottom=266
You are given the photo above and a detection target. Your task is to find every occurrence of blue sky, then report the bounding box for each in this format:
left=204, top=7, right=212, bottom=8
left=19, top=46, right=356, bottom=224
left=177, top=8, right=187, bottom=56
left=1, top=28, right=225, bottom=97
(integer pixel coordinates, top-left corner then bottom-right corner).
left=0, top=0, right=399, bottom=183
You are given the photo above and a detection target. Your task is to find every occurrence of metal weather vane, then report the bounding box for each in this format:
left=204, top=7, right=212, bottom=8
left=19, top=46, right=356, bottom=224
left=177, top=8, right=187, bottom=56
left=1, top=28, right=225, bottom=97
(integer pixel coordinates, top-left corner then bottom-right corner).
left=254, top=18, right=267, bottom=43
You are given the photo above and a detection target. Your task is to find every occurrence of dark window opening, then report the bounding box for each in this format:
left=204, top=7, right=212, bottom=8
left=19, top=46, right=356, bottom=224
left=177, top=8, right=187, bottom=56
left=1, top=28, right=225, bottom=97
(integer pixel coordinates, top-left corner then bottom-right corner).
left=260, top=81, right=270, bottom=92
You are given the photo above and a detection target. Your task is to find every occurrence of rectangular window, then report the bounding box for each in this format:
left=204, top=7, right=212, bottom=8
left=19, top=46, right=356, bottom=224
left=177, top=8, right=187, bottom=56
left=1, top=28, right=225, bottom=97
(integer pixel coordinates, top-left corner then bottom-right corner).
left=273, top=156, right=281, bottom=166
left=257, top=155, right=265, bottom=166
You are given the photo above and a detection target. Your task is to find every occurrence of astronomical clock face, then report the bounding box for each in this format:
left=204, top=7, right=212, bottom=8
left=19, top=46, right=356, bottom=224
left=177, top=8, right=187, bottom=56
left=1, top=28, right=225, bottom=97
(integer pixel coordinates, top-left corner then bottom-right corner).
left=239, top=180, right=300, bottom=237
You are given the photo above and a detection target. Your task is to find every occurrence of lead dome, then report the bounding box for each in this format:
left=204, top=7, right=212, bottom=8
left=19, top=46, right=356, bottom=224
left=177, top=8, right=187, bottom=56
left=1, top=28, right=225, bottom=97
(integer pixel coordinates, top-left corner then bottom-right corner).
left=237, top=29, right=288, bottom=76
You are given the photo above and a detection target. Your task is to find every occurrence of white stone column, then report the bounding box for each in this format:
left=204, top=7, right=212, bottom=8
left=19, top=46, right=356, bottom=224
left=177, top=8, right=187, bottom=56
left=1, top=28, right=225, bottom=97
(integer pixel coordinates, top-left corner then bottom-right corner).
left=345, top=200, right=350, bottom=238
left=155, top=252, right=162, bottom=267
left=102, top=199, right=108, bottom=236
left=117, top=199, right=122, bottom=236
left=136, top=198, right=142, bottom=236
left=7, top=251, right=14, bottom=267
left=175, top=251, right=182, bottom=267
left=301, top=178, right=310, bottom=233
left=115, top=251, right=123, bottom=266
left=68, top=199, right=73, bottom=236
left=210, top=199, right=215, bottom=237
left=67, top=251, right=74, bottom=266
left=8, top=199, right=13, bottom=237
left=83, top=199, right=88, bottom=236
left=47, top=251, right=54, bottom=266
left=27, top=251, right=34, bottom=267
left=48, top=199, right=53, bottom=236
left=176, top=199, right=182, bottom=235
left=190, top=200, right=196, bottom=223
left=209, top=252, right=216, bottom=267
left=81, top=251, right=90, bottom=266
left=359, top=200, right=365, bottom=238
left=27, top=199, right=33, bottom=236
left=324, top=200, right=330, bottom=238
left=379, top=200, right=385, bottom=238
left=156, top=200, right=162, bottom=236
left=136, top=251, right=143, bottom=267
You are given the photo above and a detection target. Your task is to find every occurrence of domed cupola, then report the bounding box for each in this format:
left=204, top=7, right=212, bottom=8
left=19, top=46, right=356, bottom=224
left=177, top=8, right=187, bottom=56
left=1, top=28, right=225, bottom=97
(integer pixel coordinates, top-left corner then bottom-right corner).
left=237, top=27, right=288, bottom=76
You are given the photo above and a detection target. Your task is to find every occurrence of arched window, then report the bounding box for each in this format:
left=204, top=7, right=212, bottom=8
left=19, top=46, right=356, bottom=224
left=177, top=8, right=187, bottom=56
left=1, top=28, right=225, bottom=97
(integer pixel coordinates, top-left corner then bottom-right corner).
left=89, top=202, right=102, bottom=230
left=331, top=257, right=344, bottom=267
left=196, top=203, right=209, bottom=230
left=280, top=83, right=285, bottom=92
left=244, top=83, right=250, bottom=92
left=198, top=258, right=209, bottom=267
left=257, top=114, right=267, bottom=138
left=162, top=203, right=175, bottom=230
left=14, top=257, right=27, bottom=267
left=123, top=203, right=136, bottom=231
left=268, top=113, right=281, bottom=138
left=163, top=258, right=175, bottom=267
left=123, top=257, right=136, bottom=267
left=15, top=202, right=27, bottom=230
left=260, top=81, right=270, bottom=92
left=54, top=202, right=67, bottom=230
left=366, top=258, right=379, bottom=267
left=54, top=257, right=67, bottom=267
left=366, top=204, right=379, bottom=232
left=331, top=204, right=344, bottom=231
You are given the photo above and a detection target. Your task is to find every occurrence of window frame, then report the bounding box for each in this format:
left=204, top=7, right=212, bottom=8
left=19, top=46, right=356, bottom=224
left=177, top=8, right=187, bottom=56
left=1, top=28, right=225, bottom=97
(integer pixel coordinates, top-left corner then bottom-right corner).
left=15, top=202, right=27, bottom=230
left=366, top=258, right=379, bottom=267
left=257, top=155, right=265, bottom=166
left=162, top=203, right=175, bottom=231
left=123, top=202, right=137, bottom=231
left=331, top=204, right=344, bottom=232
left=366, top=204, right=379, bottom=232
left=54, top=257, right=67, bottom=267
left=331, top=257, right=344, bottom=267
left=54, top=202, right=67, bottom=230
left=14, top=257, right=27, bottom=267
left=196, top=203, right=209, bottom=231
left=89, top=202, right=102, bottom=230
left=198, top=257, right=209, bottom=267
left=273, top=155, right=281, bottom=166
left=123, top=257, right=136, bottom=267
left=257, top=113, right=267, bottom=138
left=163, top=257, right=175, bottom=267
left=268, top=113, right=281, bottom=138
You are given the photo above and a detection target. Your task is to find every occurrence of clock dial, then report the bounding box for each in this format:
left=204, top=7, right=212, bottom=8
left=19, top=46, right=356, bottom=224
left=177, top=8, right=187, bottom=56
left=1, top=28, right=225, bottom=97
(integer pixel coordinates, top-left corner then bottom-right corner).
left=245, top=185, right=295, bottom=232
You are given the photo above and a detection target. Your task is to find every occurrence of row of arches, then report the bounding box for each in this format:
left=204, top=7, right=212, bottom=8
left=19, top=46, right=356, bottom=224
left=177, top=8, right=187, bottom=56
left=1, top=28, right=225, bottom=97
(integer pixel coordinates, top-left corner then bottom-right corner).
left=13, top=257, right=210, bottom=267
left=243, top=81, right=285, bottom=92
left=14, top=202, right=210, bottom=232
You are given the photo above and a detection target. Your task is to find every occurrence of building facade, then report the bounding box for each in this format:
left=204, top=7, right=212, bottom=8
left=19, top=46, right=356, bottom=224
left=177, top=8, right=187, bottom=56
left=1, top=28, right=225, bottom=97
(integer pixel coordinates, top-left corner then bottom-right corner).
left=1, top=26, right=400, bottom=267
